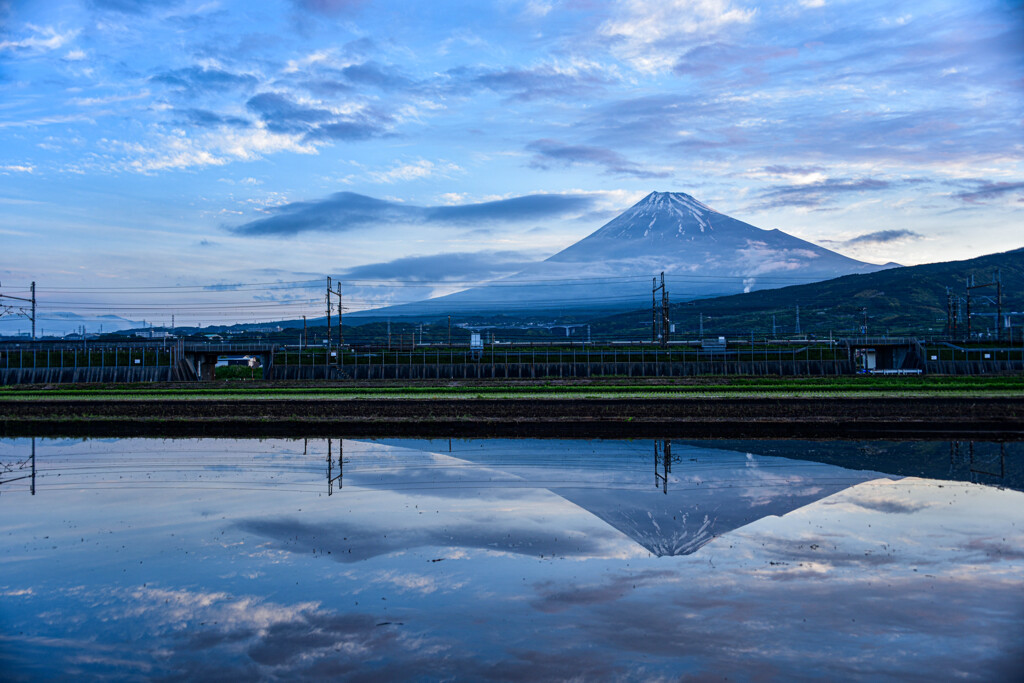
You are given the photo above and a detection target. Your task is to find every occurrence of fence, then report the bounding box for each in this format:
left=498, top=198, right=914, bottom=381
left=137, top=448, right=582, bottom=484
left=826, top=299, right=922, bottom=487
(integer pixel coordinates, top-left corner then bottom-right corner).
left=0, top=342, right=185, bottom=384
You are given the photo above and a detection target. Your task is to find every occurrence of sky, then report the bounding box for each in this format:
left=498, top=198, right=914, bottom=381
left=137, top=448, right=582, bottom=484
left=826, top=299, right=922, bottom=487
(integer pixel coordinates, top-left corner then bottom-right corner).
left=0, top=0, right=1022, bottom=327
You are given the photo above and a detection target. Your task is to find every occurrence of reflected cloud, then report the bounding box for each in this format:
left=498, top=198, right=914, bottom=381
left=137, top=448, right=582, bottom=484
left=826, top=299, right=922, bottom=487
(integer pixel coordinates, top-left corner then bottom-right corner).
left=235, top=517, right=617, bottom=562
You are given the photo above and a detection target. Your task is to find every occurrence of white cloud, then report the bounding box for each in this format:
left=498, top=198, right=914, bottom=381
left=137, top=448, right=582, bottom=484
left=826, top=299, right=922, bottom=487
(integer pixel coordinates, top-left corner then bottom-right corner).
left=0, top=25, right=79, bottom=53
left=438, top=192, right=467, bottom=205
left=524, top=1, right=555, bottom=18
left=113, top=122, right=320, bottom=173
left=601, top=0, right=756, bottom=72
left=1, top=164, right=36, bottom=174
left=63, top=49, right=87, bottom=61
left=283, top=49, right=337, bottom=74
left=367, top=159, right=462, bottom=184
left=0, top=113, right=97, bottom=129
left=70, top=91, right=151, bottom=107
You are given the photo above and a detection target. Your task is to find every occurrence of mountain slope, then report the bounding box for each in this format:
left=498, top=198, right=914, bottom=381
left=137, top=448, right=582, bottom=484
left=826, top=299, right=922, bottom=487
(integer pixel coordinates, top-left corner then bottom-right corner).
left=591, top=246, right=1024, bottom=337
left=351, top=191, right=891, bottom=320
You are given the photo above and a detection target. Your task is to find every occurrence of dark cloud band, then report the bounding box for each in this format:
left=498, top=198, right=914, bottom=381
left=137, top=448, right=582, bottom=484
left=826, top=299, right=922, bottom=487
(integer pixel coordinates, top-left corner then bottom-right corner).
left=230, top=192, right=595, bottom=236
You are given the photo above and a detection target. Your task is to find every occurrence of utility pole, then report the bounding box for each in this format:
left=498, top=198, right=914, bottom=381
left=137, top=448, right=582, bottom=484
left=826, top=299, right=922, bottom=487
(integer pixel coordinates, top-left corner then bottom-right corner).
left=303, top=315, right=307, bottom=350
left=387, top=319, right=391, bottom=350
left=447, top=315, right=451, bottom=346
left=966, top=270, right=1001, bottom=339
left=794, top=305, right=801, bottom=336
left=772, top=314, right=776, bottom=337
left=966, top=274, right=973, bottom=338
left=946, top=287, right=953, bottom=337
left=652, top=273, right=668, bottom=346
left=0, top=281, right=37, bottom=340
left=652, top=277, right=657, bottom=343
left=342, top=282, right=350, bottom=348
left=325, top=276, right=332, bottom=357
left=997, top=269, right=1002, bottom=342
left=699, top=313, right=703, bottom=338
left=660, top=272, right=669, bottom=348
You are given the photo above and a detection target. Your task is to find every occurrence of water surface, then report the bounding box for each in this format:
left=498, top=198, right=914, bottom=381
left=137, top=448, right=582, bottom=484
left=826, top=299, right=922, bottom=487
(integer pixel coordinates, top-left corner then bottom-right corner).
left=1, top=437, right=1022, bottom=680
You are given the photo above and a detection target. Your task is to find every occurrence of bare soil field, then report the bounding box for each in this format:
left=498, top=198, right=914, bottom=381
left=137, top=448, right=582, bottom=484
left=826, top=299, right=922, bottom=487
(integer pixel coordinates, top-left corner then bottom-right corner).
left=2, top=395, right=1022, bottom=440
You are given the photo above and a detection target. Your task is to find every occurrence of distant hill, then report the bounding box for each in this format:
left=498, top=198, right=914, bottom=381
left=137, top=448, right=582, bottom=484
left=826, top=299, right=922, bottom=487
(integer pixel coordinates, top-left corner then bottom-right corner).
left=0, top=311, right=144, bottom=339
left=350, top=191, right=891, bottom=320
left=591, top=247, right=1024, bottom=338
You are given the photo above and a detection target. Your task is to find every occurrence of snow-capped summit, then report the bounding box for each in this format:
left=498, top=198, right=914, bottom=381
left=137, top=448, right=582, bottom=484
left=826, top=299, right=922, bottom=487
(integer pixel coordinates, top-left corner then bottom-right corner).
left=589, top=191, right=721, bottom=240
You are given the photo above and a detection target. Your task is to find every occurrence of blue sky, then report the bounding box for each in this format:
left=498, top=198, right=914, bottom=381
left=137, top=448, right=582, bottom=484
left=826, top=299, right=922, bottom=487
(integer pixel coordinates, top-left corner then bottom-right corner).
left=1, top=0, right=1022, bottom=325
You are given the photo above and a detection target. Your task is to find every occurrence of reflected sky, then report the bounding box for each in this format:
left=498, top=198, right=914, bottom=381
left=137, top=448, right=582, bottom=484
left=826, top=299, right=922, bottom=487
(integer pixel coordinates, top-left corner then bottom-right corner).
left=1, top=438, right=1022, bottom=680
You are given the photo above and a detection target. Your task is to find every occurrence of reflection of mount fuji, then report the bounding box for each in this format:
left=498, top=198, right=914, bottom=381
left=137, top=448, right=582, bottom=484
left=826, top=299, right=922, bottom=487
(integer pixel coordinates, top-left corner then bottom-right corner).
left=514, top=443, right=887, bottom=557
left=366, top=439, right=892, bottom=557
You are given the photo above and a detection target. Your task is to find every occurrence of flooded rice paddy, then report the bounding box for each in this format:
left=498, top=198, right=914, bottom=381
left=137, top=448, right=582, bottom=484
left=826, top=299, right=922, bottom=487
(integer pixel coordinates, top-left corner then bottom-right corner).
left=1, top=437, right=1022, bottom=680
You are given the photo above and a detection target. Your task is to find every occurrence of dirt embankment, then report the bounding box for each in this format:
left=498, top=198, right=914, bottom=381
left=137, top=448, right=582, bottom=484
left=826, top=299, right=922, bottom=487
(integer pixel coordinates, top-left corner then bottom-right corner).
left=2, top=396, right=1021, bottom=439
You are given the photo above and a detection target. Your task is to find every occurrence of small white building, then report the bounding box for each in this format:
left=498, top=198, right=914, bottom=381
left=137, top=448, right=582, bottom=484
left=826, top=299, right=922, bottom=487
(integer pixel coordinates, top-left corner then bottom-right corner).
left=470, top=332, right=483, bottom=360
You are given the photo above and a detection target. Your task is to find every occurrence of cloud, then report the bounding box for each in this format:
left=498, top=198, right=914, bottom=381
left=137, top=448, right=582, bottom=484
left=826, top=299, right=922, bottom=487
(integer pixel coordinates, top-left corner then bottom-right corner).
left=424, top=194, right=594, bottom=224
left=340, top=251, right=539, bottom=282
left=178, top=108, right=251, bottom=128
left=152, top=66, right=259, bottom=94
left=366, top=159, right=461, bottom=184
left=843, top=229, right=922, bottom=246
left=531, top=570, right=676, bottom=614
left=601, top=0, right=757, bottom=72
left=526, top=139, right=671, bottom=179
left=230, top=192, right=595, bottom=236
left=89, top=0, right=183, bottom=13
left=245, top=92, right=387, bottom=141
left=339, top=61, right=413, bottom=90
left=116, top=124, right=317, bottom=173
left=235, top=517, right=609, bottom=562
left=750, top=177, right=903, bottom=210
left=469, top=63, right=614, bottom=101
left=291, top=0, right=363, bottom=15
left=0, top=24, right=78, bottom=53
left=672, top=42, right=798, bottom=78
left=953, top=181, right=1024, bottom=204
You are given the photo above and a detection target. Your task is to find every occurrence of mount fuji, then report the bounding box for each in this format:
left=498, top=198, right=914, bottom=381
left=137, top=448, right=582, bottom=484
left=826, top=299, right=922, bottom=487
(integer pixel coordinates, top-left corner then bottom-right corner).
left=355, top=191, right=896, bottom=318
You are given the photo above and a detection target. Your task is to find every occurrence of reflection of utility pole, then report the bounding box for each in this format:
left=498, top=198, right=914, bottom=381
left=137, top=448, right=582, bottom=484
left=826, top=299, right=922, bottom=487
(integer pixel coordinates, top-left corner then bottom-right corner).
left=0, top=437, right=36, bottom=496
left=654, top=439, right=673, bottom=494
left=968, top=441, right=1006, bottom=479
left=327, top=438, right=343, bottom=495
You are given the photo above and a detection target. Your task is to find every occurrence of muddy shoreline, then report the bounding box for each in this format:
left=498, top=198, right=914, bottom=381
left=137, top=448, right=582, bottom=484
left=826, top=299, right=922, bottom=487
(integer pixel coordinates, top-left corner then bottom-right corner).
left=2, top=396, right=1022, bottom=440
